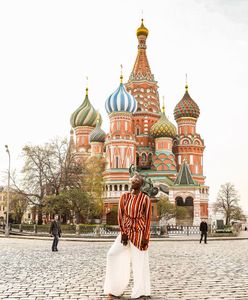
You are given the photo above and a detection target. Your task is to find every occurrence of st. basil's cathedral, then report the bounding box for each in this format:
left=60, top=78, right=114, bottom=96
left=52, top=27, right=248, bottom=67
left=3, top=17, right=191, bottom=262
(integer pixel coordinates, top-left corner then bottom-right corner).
left=70, top=19, right=209, bottom=226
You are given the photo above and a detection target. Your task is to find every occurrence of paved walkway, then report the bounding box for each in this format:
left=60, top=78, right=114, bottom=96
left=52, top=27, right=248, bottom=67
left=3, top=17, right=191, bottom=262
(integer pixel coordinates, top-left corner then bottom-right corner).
left=0, top=237, right=248, bottom=299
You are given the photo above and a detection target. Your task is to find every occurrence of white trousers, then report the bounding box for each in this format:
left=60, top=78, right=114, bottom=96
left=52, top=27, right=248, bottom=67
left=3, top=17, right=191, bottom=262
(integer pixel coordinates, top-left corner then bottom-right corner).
left=103, top=234, right=151, bottom=298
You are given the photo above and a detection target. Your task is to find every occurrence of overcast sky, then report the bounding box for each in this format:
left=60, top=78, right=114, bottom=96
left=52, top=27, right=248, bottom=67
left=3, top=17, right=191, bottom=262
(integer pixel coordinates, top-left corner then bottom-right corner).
left=0, top=0, right=247, bottom=211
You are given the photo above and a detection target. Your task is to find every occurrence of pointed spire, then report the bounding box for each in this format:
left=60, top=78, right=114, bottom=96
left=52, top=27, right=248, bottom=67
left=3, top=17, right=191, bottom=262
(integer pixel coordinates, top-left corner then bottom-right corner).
left=174, top=159, right=196, bottom=185
left=120, top=64, right=123, bottom=84
left=185, top=73, right=188, bottom=92
left=129, top=19, right=153, bottom=82
left=96, top=111, right=101, bottom=125
left=86, top=76, right=89, bottom=96
left=162, top=96, right=165, bottom=113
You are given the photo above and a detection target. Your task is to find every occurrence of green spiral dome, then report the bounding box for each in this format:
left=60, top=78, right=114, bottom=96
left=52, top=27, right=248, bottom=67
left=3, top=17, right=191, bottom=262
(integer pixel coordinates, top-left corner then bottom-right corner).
left=70, top=88, right=102, bottom=128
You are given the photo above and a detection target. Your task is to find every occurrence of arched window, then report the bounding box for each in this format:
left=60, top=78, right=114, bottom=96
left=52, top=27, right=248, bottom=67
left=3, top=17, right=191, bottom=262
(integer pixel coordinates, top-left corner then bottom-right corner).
left=136, top=126, right=140, bottom=135
left=185, top=197, right=193, bottom=206
left=119, top=185, right=122, bottom=191
left=110, top=185, right=112, bottom=191
left=148, top=153, right=153, bottom=162
left=124, top=184, right=129, bottom=191
left=175, top=196, right=184, bottom=206
left=116, top=157, right=119, bottom=168
left=114, top=185, right=118, bottom=191
left=142, top=153, right=146, bottom=162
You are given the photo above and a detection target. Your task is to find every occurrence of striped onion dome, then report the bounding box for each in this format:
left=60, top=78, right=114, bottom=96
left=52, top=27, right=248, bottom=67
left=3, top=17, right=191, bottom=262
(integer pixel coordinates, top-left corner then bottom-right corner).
left=70, top=88, right=102, bottom=128
left=105, top=76, right=137, bottom=114
left=174, top=84, right=200, bottom=120
left=89, top=120, right=106, bottom=143
left=151, top=107, right=177, bottom=138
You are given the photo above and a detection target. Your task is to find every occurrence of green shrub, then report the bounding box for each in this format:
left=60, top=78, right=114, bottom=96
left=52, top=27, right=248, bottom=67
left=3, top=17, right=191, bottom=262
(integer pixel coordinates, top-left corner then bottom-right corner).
left=215, top=229, right=233, bottom=233
left=78, top=224, right=97, bottom=234
left=61, top=224, right=76, bottom=233
left=36, top=225, right=50, bottom=233
left=11, top=224, right=19, bottom=230
left=21, top=224, right=35, bottom=232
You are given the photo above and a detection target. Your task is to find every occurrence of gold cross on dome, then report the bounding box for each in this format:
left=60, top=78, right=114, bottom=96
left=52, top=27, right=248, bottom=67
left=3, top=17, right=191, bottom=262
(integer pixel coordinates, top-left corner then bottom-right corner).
left=120, top=64, right=123, bottom=83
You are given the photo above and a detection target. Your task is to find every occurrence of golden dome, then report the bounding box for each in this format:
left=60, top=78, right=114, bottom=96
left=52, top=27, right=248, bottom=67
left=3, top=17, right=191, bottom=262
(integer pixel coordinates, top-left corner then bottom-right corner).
left=136, top=19, right=149, bottom=37
left=151, top=103, right=177, bottom=139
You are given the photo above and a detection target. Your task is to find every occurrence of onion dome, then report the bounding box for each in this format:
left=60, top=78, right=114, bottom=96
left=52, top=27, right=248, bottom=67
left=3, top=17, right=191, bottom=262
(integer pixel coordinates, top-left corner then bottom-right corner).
left=89, top=118, right=106, bottom=143
left=70, top=88, right=102, bottom=128
left=150, top=114, right=177, bottom=138
left=150, top=102, right=177, bottom=138
left=174, top=84, right=200, bottom=120
left=136, top=19, right=149, bottom=37
left=105, top=74, right=137, bottom=114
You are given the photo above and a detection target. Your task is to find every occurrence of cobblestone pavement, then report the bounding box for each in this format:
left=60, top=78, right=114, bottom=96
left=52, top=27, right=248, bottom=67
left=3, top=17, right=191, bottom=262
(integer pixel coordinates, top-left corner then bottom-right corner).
left=0, top=237, right=248, bottom=300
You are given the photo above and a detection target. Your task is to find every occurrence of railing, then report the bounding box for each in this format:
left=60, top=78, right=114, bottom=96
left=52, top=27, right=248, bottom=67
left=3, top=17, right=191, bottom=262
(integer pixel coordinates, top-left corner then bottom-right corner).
left=1, top=224, right=218, bottom=237
left=167, top=225, right=200, bottom=236
left=0, top=224, right=164, bottom=238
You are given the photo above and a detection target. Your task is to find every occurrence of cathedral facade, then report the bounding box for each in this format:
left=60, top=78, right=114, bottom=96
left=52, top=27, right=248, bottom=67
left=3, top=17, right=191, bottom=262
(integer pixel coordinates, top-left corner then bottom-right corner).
left=70, top=20, right=209, bottom=226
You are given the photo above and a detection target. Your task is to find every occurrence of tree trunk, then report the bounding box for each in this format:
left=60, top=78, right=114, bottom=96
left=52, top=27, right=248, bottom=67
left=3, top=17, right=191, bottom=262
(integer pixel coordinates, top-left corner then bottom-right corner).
left=37, top=206, right=43, bottom=225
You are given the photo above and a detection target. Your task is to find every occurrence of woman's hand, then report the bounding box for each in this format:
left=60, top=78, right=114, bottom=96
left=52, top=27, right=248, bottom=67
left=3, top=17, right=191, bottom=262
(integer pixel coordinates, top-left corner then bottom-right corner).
left=121, top=233, right=128, bottom=246
left=141, top=239, right=149, bottom=250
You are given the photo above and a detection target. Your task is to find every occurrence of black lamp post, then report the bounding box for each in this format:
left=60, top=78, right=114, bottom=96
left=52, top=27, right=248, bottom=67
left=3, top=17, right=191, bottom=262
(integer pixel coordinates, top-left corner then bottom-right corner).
left=5, top=145, right=10, bottom=237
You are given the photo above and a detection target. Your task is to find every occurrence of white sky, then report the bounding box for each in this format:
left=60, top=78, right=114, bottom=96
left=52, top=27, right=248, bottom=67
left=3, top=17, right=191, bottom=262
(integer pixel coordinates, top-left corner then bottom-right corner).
left=0, top=0, right=247, bottom=211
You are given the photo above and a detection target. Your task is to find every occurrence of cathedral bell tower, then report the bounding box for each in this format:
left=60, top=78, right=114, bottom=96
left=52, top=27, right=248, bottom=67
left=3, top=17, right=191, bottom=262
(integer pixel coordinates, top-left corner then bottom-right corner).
left=125, top=19, right=161, bottom=169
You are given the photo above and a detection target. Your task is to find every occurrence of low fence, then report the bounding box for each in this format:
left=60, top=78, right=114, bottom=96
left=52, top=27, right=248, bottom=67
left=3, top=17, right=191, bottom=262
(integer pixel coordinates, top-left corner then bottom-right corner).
left=1, top=224, right=237, bottom=238
left=8, top=224, right=119, bottom=237
left=167, top=225, right=200, bottom=236
left=0, top=224, right=163, bottom=238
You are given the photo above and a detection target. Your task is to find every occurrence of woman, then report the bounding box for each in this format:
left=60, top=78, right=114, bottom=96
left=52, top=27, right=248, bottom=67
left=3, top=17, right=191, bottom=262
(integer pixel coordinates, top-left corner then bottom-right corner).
left=104, top=173, right=152, bottom=299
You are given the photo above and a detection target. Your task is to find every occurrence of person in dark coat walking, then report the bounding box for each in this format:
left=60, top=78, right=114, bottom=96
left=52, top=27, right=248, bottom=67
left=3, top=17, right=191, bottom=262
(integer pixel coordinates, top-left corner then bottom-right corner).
left=49, top=215, right=62, bottom=251
left=199, top=219, right=208, bottom=244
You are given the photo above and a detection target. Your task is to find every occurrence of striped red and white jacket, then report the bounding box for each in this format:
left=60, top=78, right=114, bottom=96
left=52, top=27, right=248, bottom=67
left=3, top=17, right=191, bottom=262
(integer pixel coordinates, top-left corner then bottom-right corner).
left=118, top=191, right=152, bottom=251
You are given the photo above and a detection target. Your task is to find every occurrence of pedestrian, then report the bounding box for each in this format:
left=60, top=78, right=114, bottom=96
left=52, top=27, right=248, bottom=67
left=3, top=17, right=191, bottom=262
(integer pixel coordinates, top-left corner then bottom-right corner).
left=49, top=214, right=62, bottom=252
left=104, top=173, right=152, bottom=299
left=199, top=219, right=208, bottom=244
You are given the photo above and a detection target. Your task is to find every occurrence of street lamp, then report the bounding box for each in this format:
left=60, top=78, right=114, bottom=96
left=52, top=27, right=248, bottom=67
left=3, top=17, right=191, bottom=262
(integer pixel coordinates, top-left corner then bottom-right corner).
left=5, top=145, right=10, bottom=237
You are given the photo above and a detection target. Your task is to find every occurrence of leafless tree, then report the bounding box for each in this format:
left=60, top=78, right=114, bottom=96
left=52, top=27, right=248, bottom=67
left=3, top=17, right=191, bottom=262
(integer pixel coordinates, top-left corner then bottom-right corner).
left=12, top=138, right=82, bottom=223
left=214, top=182, right=244, bottom=225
